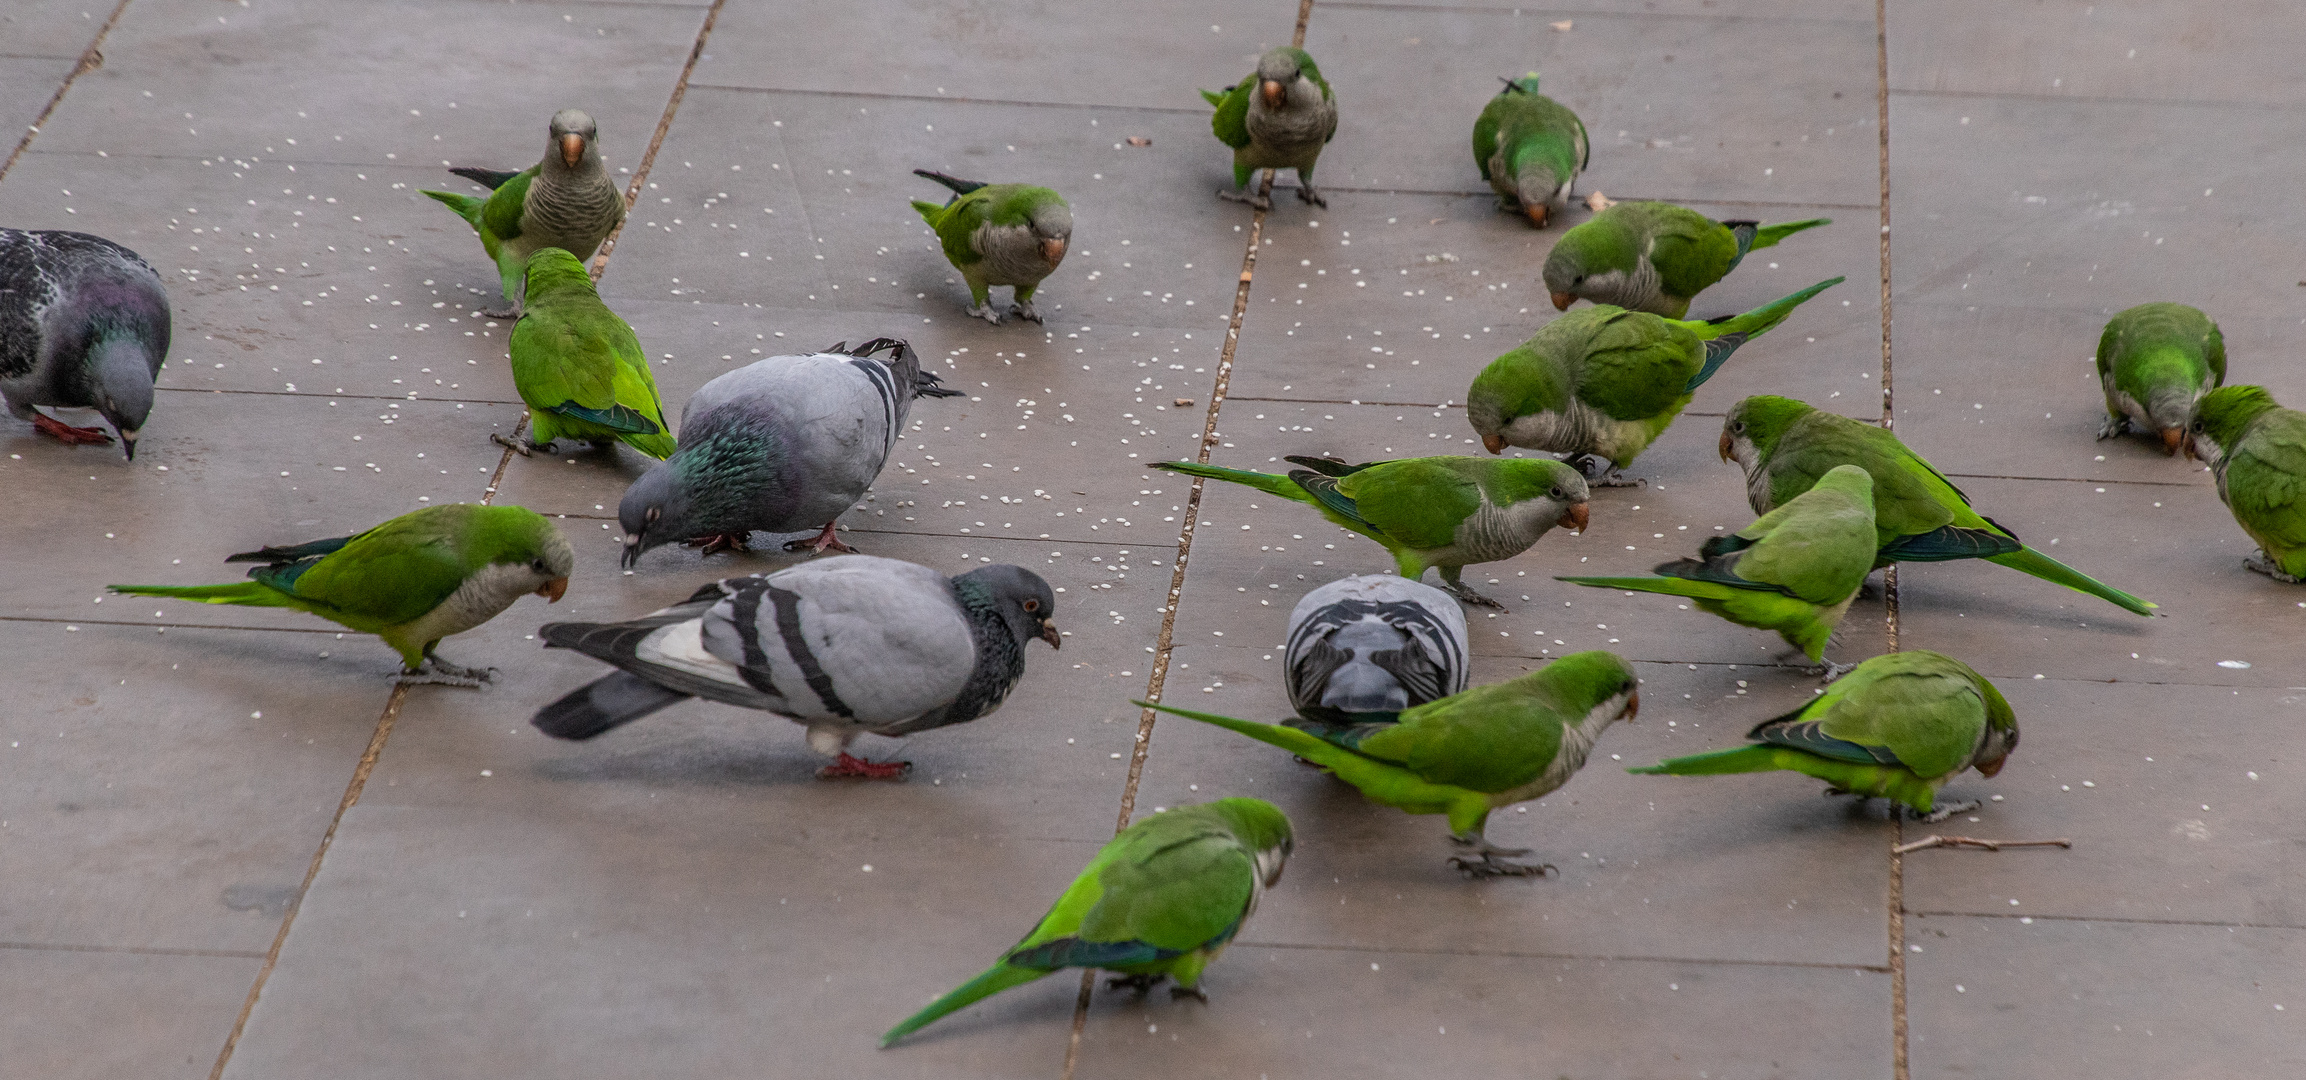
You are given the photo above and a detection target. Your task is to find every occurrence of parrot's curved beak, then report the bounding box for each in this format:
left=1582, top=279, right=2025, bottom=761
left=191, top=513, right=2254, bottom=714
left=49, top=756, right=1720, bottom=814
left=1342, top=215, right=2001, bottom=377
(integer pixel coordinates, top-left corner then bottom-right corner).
left=1524, top=203, right=1551, bottom=229
left=537, top=576, right=569, bottom=603
left=620, top=533, right=643, bottom=569
left=1619, top=689, right=1640, bottom=722
left=1974, top=753, right=2007, bottom=778
left=1558, top=502, right=1589, bottom=533
left=1039, top=619, right=1062, bottom=649
left=1718, top=430, right=1735, bottom=462
left=2160, top=427, right=2185, bottom=456
left=560, top=132, right=586, bottom=168
left=1040, top=236, right=1067, bottom=265
left=2180, top=436, right=2199, bottom=462
left=1481, top=434, right=1506, bottom=455
left=1260, top=79, right=1286, bottom=109
left=1550, top=291, right=1575, bottom=311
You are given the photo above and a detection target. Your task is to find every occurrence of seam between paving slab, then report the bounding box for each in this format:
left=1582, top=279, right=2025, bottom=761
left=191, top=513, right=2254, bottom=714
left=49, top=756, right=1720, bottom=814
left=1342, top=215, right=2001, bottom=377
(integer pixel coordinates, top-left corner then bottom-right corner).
left=0, top=0, right=129, bottom=185
left=1874, top=3, right=1912, bottom=1078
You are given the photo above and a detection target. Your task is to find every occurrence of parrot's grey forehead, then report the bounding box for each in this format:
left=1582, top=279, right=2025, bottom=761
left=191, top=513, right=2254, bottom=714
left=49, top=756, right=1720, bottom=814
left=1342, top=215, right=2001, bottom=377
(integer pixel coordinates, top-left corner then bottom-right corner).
left=549, top=109, right=598, bottom=136
left=1257, top=52, right=1302, bottom=81
left=1032, top=201, right=1073, bottom=233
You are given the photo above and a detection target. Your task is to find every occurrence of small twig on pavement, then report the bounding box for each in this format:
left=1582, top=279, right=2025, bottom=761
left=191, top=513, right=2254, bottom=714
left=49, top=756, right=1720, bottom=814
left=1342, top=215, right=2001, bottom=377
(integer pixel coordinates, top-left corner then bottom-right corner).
left=1894, top=835, right=2072, bottom=855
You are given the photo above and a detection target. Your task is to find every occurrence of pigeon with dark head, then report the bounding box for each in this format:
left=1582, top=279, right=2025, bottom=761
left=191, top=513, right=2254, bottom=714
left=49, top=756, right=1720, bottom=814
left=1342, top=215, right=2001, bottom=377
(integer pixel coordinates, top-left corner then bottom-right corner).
left=0, top=229, right=170, bottom=458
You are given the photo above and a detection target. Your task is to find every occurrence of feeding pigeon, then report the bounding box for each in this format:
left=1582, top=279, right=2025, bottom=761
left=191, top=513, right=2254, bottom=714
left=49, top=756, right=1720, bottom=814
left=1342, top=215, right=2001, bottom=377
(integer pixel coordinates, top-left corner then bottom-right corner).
left=0, top=229, right=170, bottom=458
left=532, top=555, right=1061, bottom=779
left=1284, top=575, right=1469, bottom=726
left=617, top=337, right=960, bottom=565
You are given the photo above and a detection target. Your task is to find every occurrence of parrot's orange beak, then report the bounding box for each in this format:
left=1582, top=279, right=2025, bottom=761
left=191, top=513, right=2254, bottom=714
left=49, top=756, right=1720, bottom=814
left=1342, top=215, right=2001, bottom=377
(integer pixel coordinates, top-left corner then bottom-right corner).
left=1481, top=434, right=1506, bottom=455
left=1261, top=79, right=1286, bottom=109
left=1039, top=620, right=1062, bottom=649
left=1619, top=689, right=1640, bottom=722
left=1718, top=430, right=1735, bottom=462
left=1524, top=203, right=1551, bottom=229
left=560, top=132, right=585, bottom=168
left=2160, top=427, right=2185, bottom=456
left=537, top=576, right=569, bottom=603
left=1041, top=236, right=1067, bottom=265
left=1551, top=291, right=1576, bottom=311
left=2181, top=435, right=2200, bottom=461
left=1974, top=753, right=2007, bottom=778
left=1558, top=502, right=1589, bottom=533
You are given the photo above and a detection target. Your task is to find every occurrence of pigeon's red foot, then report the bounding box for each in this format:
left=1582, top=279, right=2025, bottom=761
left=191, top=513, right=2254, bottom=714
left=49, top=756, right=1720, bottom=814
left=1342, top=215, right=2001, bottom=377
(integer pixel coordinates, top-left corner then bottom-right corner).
left=683, top=533, right=752, bottom=556
left=816, top=752, right=912, bottom=780
left=32, top=413, right=113, bottom=446
left=783, top=522, right=858, bottom=555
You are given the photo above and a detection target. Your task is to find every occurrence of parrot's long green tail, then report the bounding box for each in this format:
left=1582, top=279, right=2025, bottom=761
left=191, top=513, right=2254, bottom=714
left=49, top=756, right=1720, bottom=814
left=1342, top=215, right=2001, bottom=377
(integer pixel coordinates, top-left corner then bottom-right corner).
left=1151, top=462, right=1317, bottom=505
left=1557, top=575, right=1735, bottom=601
left=1632, top=745, right=1939, bottom=812
left=1628, top=744, right=1793, bottom=776
left=1752, top=218, right=1832, bottom=250
left=108, top=581, right=298, bottom=608
left=909, top=199, right=945, bottom=225
left=1682, top=276, right=1845, bottom=391
left=420, top=189, right=487, bottom=229
left=880, top=962, right=1051, bottom=1048
left=1986, top=547, right=2156, bottom=616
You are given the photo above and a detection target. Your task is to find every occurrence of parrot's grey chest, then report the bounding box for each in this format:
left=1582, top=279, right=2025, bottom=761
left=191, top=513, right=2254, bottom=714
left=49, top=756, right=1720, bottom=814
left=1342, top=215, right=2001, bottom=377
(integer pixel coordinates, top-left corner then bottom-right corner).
left=1451, top=495, right=1558, bottom=564
left=1579, top=249, right=1665, bottom=310
left=970, top=223, right=1055, bottom=287
left=402, top=561, right=553, bottom=644
left=1246, top=87, right=1334, bottom=156
left=1521, top=691, right=1632, bottom=800
left=521, top=171, right=625, bottom=255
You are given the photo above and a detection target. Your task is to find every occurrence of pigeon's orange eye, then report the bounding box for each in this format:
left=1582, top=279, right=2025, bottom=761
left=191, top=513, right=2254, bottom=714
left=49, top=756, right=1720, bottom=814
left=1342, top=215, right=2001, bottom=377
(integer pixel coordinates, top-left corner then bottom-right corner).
left=1023, top=599, right=1041, bottom=613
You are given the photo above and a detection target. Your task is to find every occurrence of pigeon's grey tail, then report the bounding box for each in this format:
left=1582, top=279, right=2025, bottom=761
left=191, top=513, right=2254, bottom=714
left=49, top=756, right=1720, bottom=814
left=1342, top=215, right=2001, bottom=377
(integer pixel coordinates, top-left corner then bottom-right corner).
left=533, top=670, right=691, bottom=740
left=913, top=169, right=989, bottom=198
left=831, top=336, right=964, bottom=401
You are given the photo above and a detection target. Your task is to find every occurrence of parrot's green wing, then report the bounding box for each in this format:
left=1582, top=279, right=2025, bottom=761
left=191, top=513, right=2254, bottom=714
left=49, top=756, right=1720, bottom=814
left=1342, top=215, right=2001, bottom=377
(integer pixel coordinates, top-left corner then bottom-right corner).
left=1209, top=76, right=1254, bottom=149
left=1472, top=102, right=1502, bottom=181
left=1073, top=833, right=1254, bottom=955
left=1765, top=652, right=1989, bottom=780
left=270, top=513, right=479, bottom=629
left=1332, top=459, right=1485, bottom=551
left=1724, top=474, right=1876, bottom=605
left=933, top=190, right=991, bottom=266
left=1643, top=210, right=1741, bottom=301
left=510, top=307, right=662, bottom=435
left=1353, top=680, right=1560, bottom=795
left=479, top=167, right=537, bottom=243
left=2205, top=323, right=2228, bottom=384
left=2224, top=412, right=2306, bottom=560
left=1576, top=312, right=1701, bottom=421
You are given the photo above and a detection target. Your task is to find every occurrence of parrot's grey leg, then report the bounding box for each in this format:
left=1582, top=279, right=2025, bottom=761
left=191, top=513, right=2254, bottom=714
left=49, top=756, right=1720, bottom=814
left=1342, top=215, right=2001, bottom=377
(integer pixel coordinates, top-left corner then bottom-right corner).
left=491, top=432, right=544, bottom=457
left=481, top=303, right=522, bottom=320
left=1811, top=659, right=1857, bottom=683
left=1217, top=188, right=1273, bottom=212
left=397, top=656, right=496, bottom=688
left=1010, top=299, right=1043, bottom=324
left=1294, top=183, right=1328, bottom=208
left=2244, top=552, right=2303, bottom=583
left=964, top=302, right=1003, bottom=325
left=1437, top=568, right=1507, bottom=611
left=2096, top=414, right=2128, bottom=441
left=1106, top=973, right=1166, bottom=996
left=1915, top=799, right=1982, bottom=824
left=1169, top=985, right=1209, bottom=1003
left=1565, top=452, right=1642, bottom=488
left=1447, top=831, right=1553, bottom=878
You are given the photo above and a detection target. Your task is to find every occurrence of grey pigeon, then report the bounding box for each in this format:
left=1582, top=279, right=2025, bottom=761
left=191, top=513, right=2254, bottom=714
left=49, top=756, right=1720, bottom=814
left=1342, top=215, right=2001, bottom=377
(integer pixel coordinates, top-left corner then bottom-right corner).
left=420, top=108, right=627, bottom=318
left=532, top=555, right=1060, bottom=778
left=618, top=337, right=960, bottom=566
left=1283, top=575, right=1468, bottom=727
left=0, top=229, right=170, bottom=458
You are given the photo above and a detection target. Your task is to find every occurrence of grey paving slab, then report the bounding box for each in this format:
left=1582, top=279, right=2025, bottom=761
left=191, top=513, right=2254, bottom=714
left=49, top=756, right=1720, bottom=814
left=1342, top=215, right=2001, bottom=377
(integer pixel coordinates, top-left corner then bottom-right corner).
left=0, top=618, right=390, bottom=953
left=1070, top=944, right=1890, bottom=1079
left=1899, top=678, right=2306, bottom=927
left=0, top=947, right=259, bottom=1080
left=1904, top=916, right=2306, bottom=1078
left=1302, top=3, right=1879, bottom=206
left=1889, top=0, right=2304, bottom=106
left=0, top=57, right=76, bottom=148
left=0, top=0, right=112, bottom=60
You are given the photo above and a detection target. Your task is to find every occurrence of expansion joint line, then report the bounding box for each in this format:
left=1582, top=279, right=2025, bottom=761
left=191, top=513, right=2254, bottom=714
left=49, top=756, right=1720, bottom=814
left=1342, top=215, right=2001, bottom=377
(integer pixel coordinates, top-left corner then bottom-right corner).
left=0, top=0, right=133, bottom=185
left=207, top=4, right=727, bottom=1072
left=1875, top=1, right=1910, bottom=1078
left=1061, top=8, right=1314, bottom=1074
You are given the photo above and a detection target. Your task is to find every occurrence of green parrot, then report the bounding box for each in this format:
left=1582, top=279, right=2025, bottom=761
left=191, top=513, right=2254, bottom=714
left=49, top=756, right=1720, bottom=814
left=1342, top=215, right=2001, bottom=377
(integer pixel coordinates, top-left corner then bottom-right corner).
left=2186, top=385, right=2306, bottom=582
left=110, top=504, right=576, bottom=686
left=421, top=109, right=627, bottom=318
left=1559, top=463, right=1877, bottom=677
left=1472, top=72, right=1587, bottom=228
left=908, top=169, right=1072, bottom=325
left=1141, top=650, right=1638, bottom=878
left=1152, top=454, right=1590, bottom=609
left=880, top=798, right=1293, bottom=1046
left=1629, top=649, right=2017, bottom=821
left=2096, top=302, right=2225, bottom=455
left=1467, top=276, right=1844, bottom=486
left=492, top=248, right=674, bottom=460
left=1541, top=200, right=1831, bottom=317
left=1203, top=46, right=1337, bottom=210
left=1720, top=395, right=2155, bottom=616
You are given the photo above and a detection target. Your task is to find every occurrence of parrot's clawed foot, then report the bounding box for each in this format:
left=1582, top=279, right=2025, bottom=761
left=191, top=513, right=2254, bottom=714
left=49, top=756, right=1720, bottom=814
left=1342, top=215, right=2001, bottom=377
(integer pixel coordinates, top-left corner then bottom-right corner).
left=683, top=532, right=753, bottom=557
left=1564, top=453, right=1639, bottom=487
left=1010, top=301, right=1043, bottom=324
left=2244, top=553, right=2303, bottom=583
left=2096, top=415, right=2128, bottom=441
left=1106, top=973, right=1167, bottom=996
left=1168, top=985, right=1209, bottom=1003
left=31, top=412, right=114, bottom=446
left=1448, top=854, right=1555, bottom=879
left=816, top=751, right=912, bottom=780
left=482, top=304, right=522, bottom=321
left=1810, top=659, right=1857, bottom=682
left=782, top=522, right=859, bottom=556
left=397, top=657, right=497, bottom=688
left=1294, top=184, right=1328, bottom=208
left=1217, top=188, right=1272, bottom=212
left=490, top=432, right=542, bottom=457
left=965, top=302, right=1004, bottom=325
left=1442, top=583, right=1507, bottom=611
left=1913, top=799, right=1982, bottom=824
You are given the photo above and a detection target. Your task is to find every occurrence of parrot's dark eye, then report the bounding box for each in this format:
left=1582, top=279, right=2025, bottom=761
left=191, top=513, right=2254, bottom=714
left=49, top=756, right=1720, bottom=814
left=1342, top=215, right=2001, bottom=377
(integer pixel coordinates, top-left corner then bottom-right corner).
left=531, top=559, right=549, bottom=573
left=1022, top=599, right=1041, bottom=613
left=1550, top=486, right=1565, bottom=499
left=1731, top=420, right=1747, bottom=433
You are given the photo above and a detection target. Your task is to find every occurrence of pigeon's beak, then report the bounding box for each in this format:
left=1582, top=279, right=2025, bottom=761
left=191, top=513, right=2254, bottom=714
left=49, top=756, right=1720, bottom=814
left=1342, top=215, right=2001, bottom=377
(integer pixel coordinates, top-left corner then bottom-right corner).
left=1619, top=689, right=1640, bottom=723
left=118, top=430, right=138, bottom=461
left=1481, top=434, right=1506, bottom=455
left=560, top=132, right=585, bottom=168
left=537, top=576, right=569, bottom=603
left=620, top=533, right=643, bottom=569
left=1039, top=619, right=1062, bottom=649
left=1260, top=79, right=1286, bottom=109
left=1718, top=430, right=1735, bottom=462
left=2160, top=427, right=2185, bottom=456
left=1558, top=502, right=1589, bottom=533
left=1524, top=203, right=1551, bottom=229
left=1550, top=291, right=1576, bottom=311
left=1040, top=236, right=1067, bottom=265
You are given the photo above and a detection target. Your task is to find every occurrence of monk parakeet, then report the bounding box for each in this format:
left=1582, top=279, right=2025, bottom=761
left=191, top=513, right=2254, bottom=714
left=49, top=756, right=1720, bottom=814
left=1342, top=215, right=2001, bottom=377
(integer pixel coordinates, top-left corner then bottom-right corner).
left=2096, top=302, right=2224, bottom=454
left=1542, top=201, right=1830, bottom=316
left=1630, top=649, right=2017, bottom=821
left=1468, top=276, right=1844, bottom=486
left=1721, top=395, right=2155, bottom=616
left=111, top=504, right=575, bottom=686
left=1143, top=650, right=1637, bottom=878
left=909, top=170, right=1071, bottom=325
left=494, top=248, right=674, bottom=460
left=2186, top=385, right=2306, bottom=582
left=1203, top=47, right=1337, bottom=210
left=1560, top=463, right=1876, bottom=677
left=421, top=109, right=627, bottom=317
left=880, top=798, right=1293, bottom=1046
left=1153, top=454, right=1590, bottom=609
left=1473, top=73, right=1587, bottom=228
left=0, top=230, right=170, bottom=459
